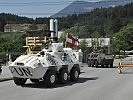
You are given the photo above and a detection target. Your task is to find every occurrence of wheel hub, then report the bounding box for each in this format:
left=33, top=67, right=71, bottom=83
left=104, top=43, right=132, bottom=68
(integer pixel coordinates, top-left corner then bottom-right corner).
left=50, top=75, right=55, bottom=83
left=75, top=71, right=79, bottom=78
left=64, top=73, right=68, bottom=80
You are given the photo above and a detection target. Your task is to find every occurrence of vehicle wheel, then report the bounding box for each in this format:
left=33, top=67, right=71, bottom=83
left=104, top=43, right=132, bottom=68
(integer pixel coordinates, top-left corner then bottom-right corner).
left=30, top=79, right=39, bottom=84
left=0, top=67, right=2, bottom=74
left=13, top=77, right=27, bottom=85
left=87, top=60, right=91, bottom=67
left=58, top=69, right=68, bottom=84
left=110, top=64, right=113, bottom=68
left=105, top=64, right=109, bottom=68
left=70, top=67, right=80, bottom=82
left=95, top=60, right=99, bottom=68
left=44, top=70, right=57, bottom=87
left=91, top=60, right=94, bottom=67
left=101, top=64, right=104, bottom=68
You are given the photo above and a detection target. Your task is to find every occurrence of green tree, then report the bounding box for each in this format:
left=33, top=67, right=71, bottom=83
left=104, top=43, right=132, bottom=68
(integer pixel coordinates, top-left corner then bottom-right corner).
left=111, top=23, right=133, bottom=54
left=91, top=31, right=101, bottom=38
left=59, top=32, right=66, bottom=46
left=79, top=39, right=88, bottom=62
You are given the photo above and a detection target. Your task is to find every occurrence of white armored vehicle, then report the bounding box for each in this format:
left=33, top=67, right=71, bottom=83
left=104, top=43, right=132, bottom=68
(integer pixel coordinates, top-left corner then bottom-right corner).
left=9, top=43, right=82, bottom=87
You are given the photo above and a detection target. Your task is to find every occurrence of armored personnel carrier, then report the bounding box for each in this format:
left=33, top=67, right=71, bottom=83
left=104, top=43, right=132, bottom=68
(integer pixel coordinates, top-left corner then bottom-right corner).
left=87, top=51, right=114, bottom=68
left=9, top=43, right=82, bottom=87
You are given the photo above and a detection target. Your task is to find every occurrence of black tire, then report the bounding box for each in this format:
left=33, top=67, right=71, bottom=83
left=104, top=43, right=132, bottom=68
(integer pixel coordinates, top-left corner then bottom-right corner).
left=87, top=60, right=91, bottom=67
left=70, top=67, right=80, bottom=82
left=13, top=77, right=26, bottom=85
left=105, top=64, right=109, bottom=68
left=101, top=64, right=104, bottom=68
left=30, top=79, right=39, bottom=84
left=44, top=70, right=57, bottom=87
left=95, top=60, right=99, bottom=68
left=91, top=60, right=94, bottom=67
left=110, top=64, right=113, bottom=68
left=58, top=69, right=68, bottom=84
left=0, top=67, right=2, bottom=74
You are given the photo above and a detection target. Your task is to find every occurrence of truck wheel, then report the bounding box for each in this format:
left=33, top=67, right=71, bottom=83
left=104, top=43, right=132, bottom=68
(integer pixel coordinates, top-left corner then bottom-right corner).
left=91, top=60, right=94, bottom=67
left=30, top=79, right=39, bottom=84
left=95, top=61, right=99, bottom=68
left=110, top=64, right=113, bottom=68
left=44, top=70, right=57, bottom=87
left=101, top=64, right=104, bottom=68
left=58, top=69, right=68, bottom=84
left=87, top=60, right=91, bottom=67
left=70, top=67, right=80, bottom=82
left=13, top=77, right=26, bottom=85
left=104, top=64, right=108, bottom=68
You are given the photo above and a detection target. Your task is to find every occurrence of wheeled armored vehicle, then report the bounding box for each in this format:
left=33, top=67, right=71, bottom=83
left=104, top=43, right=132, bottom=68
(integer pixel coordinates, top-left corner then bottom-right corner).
left=9, top=43, right=82, bottom=87
left=87, top=51, right=114, bottom=68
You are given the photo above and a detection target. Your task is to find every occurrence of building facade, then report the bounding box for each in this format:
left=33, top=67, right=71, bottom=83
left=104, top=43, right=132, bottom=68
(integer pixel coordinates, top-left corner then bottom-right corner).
left=4, top=24, right=47, bottom=32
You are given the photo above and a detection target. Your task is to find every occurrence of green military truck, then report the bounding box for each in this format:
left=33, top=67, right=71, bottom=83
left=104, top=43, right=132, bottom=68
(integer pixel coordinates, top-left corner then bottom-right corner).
left=87, top=51, right=114, bottom=68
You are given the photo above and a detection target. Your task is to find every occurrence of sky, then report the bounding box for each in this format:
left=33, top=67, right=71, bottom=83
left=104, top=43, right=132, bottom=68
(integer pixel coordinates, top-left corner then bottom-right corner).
left=0, top=0, right=102, bottom=18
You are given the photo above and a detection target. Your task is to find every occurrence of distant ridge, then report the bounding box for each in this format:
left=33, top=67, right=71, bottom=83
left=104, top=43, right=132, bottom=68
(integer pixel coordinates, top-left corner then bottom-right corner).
left=51, top=0, right=133, bottom=18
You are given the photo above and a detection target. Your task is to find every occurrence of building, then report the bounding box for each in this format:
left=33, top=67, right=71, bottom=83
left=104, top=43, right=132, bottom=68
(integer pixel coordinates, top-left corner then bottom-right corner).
left=79, top=38, right=110, bottom=47
left=4, top=24, right=47, bottom=32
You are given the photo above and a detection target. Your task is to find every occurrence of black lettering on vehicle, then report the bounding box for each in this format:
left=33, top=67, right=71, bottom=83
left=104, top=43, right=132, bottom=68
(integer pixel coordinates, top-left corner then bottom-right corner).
left=22, top=68, right=33, bottom=76
left=11, top=67, right=33, bottom=76
left=14, top=68, right=24, bottom=76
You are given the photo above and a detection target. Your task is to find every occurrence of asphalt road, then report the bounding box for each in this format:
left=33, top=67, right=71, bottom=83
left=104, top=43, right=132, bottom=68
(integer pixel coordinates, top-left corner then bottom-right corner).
left=1, top=65, right=133, bottom=100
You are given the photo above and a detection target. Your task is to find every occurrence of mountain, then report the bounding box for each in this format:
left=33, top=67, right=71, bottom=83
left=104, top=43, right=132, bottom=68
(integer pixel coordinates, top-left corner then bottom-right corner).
left=51, top=0, right=133, bottom=18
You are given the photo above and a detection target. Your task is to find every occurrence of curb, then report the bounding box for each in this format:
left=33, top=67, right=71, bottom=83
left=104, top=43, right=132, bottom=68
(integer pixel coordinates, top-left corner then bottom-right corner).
left=0, top=77, right=13, bottom=82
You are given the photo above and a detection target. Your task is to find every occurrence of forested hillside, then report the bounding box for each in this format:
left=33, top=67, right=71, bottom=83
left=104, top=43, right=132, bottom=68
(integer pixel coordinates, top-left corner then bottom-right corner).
left=58, top=3, right=133, bottom=38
